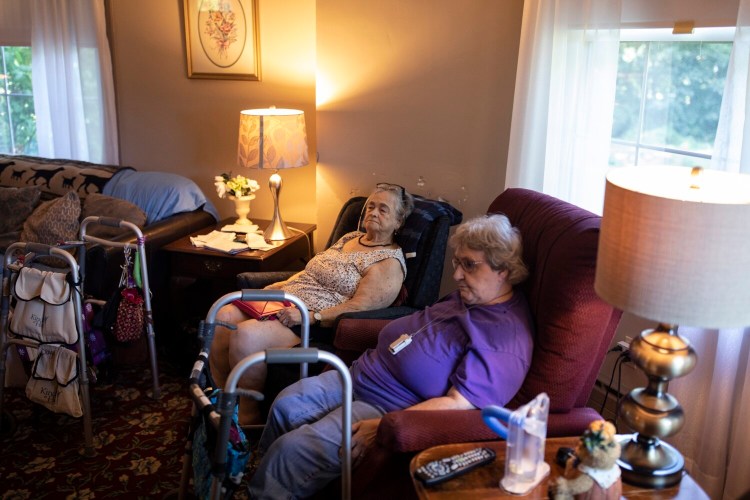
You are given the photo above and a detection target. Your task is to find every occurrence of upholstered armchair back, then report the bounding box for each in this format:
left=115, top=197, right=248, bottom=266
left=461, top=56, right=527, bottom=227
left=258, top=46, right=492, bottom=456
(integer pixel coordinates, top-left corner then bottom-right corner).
left=326, top=188, right=623, bottom=499
left=488, top=188, right=621, bottom=413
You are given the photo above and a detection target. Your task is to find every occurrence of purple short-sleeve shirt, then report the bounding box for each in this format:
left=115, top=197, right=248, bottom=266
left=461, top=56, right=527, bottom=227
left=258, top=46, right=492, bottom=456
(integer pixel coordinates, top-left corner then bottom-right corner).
left=350, top=291, right=534, bottom=412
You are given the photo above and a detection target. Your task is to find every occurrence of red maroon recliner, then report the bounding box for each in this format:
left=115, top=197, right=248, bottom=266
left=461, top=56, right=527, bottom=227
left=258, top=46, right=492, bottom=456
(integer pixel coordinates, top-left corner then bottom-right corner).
left=328, top=188, right=622, bottom=499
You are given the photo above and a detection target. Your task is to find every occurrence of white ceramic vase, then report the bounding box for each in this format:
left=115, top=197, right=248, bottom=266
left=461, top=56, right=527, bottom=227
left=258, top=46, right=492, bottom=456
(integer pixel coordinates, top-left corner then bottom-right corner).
left=229, top=194, right=255, bottom=225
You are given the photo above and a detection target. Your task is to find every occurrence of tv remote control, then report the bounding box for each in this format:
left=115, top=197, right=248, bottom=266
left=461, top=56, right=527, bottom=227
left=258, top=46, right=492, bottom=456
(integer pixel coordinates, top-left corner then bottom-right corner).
left=414, top=446, right=497, bottom=486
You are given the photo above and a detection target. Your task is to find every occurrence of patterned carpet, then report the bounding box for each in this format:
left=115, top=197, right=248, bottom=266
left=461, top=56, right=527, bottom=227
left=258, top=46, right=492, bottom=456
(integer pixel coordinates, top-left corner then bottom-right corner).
left=0, top=359, right=194, bottom=499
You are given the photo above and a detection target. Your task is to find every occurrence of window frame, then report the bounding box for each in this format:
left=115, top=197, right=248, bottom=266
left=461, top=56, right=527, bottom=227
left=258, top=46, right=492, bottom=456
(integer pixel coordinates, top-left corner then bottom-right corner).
left=610, top=26, right=735, bottom=167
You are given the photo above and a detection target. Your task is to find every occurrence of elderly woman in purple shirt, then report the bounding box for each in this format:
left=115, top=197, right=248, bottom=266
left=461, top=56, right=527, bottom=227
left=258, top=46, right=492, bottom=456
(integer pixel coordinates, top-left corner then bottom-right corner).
left=248, top=214, right=535, bottom=499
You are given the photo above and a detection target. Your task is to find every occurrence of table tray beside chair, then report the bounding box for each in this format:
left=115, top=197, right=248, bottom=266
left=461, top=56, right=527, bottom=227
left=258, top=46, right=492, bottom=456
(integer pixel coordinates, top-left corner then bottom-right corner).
left=326, top=187, right=623, bottom=499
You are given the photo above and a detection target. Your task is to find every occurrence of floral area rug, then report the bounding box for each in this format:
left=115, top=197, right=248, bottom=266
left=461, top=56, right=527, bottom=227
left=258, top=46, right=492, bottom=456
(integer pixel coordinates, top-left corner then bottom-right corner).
left=0, top=360, right=193, bottom=499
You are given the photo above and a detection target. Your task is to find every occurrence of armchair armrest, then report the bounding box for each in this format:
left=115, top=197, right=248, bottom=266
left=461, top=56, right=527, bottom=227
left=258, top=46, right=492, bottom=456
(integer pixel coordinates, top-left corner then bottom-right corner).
left=236, top=271, right=295, bottom=289
left=337, top=306, right=418, bottom=322
left=377, top=410, right=495, bottom=453
left=333, top=308, right=417, bottom=350
left=375, top=407, right=606, bottom=454
left=329, top=318, right=387, bottom=365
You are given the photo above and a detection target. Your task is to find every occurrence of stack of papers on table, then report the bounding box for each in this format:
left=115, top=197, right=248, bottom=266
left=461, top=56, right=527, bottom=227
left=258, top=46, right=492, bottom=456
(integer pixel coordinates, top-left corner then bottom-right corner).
left=245, top=232, right=276, bottom=251
left=190, top=229, right=277, bottom=254
left=190, top=231, right=249, bottom=254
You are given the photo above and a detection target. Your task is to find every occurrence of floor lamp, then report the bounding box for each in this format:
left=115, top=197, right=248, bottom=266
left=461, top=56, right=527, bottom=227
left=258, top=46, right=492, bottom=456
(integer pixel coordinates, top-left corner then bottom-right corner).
left=237, top=107, right=309, bottom=241
left=594, top=165, right=750, bottom=488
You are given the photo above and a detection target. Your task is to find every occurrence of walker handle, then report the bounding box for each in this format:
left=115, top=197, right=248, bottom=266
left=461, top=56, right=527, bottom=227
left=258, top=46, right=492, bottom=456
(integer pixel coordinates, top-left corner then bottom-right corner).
left=265, top=348, right=320, bottom=364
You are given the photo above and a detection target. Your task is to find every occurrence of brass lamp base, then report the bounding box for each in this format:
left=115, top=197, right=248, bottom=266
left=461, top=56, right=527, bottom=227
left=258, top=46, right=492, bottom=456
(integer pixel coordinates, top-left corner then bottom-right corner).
left=618, top=434, right=684, bottom=488
left=617, top=324, right=696, bottom=489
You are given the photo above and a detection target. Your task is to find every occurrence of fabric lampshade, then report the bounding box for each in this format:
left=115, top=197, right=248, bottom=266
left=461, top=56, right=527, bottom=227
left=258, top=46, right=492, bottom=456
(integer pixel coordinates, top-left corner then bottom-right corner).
left=595, top=165, right=750, bottom=328
left=237, top=108, right=308, bottom=170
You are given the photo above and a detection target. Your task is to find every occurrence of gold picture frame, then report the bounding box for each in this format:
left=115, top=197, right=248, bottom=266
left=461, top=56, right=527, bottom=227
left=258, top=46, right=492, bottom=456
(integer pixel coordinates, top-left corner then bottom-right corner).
left=183, top=0, right=261, bottom=80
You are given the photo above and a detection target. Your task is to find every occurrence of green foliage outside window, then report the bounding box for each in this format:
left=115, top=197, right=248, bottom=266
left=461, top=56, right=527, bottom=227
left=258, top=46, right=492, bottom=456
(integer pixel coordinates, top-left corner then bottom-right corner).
left=0, top=46, right=37, bottom=155
left=610, top=41, right=732, bottom=166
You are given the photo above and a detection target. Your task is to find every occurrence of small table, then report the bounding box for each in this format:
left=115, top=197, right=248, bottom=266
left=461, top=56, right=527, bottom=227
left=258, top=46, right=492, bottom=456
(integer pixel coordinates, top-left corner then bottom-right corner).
left=410, top=437, right=708, bottom=499
left=160, top=218, right=316, bottom=362
left=163, top=218, right=316, bottom=296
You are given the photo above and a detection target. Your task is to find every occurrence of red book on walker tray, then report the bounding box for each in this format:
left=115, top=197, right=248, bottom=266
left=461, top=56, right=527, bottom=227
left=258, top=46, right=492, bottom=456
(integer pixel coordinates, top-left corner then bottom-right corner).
left=233, top=300, right=292, bottom=320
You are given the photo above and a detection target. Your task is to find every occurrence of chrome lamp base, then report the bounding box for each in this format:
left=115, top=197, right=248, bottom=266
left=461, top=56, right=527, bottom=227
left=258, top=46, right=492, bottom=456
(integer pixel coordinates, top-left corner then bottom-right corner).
left=263, top=172, right=293, bottom=241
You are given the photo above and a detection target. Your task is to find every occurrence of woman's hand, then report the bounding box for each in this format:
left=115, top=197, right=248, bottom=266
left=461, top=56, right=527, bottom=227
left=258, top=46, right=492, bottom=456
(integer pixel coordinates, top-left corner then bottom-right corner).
left=349, top=418, right=381, bottom=466
left=276, top=307, right=301, bottom=328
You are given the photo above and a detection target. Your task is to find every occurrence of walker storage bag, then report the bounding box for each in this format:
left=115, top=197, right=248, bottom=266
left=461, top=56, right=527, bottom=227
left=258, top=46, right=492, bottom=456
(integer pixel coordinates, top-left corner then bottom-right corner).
left=25, top=344, right=83, bottom=417
left=192, top=389, right=251, bottom=500
left=10, top=267, right=78, bottom=344
left=112, top=287, right=145, bottom=342
left=96, top=247, right=145, bottom=343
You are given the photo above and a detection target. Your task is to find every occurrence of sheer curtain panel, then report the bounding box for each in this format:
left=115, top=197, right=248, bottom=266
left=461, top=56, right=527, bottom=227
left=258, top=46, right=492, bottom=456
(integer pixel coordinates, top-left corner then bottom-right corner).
left=30, top=0, right=118, bottom=163
left=671, top=2, right=750, bottom=499
left=504, top=0, right=621, bottom=214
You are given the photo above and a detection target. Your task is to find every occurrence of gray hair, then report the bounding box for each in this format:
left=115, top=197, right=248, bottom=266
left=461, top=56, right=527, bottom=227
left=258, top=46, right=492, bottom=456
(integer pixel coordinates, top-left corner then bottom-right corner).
left=449, top=214, right=528, bottom=285
left=370, top=183, right=415, bottom=229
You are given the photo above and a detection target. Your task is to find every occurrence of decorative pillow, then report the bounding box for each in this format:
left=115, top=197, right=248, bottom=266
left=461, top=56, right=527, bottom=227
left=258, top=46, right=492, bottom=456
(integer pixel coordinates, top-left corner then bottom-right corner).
left=21, top=191, right=81, bottom=246
left=0, top=186, right=42, bottom=233
left=81, top=193, right=147, bottom=239
left=103, top=170, right=219, bottom=224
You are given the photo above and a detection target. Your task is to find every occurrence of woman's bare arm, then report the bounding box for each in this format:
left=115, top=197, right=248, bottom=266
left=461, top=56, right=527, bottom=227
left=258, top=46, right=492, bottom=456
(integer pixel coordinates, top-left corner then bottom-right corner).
left=350, top=387, right=474, bottom=462
left=406, top=386, right=476, bottom=411
left=317, top=257, right=404, bottom=325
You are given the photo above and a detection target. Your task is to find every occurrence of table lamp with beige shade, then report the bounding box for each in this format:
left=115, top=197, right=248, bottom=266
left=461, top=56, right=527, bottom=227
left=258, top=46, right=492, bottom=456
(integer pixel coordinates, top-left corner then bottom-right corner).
left=237, top=106, right=309, bottom=240
left=594, top=165, right=750, bottom=488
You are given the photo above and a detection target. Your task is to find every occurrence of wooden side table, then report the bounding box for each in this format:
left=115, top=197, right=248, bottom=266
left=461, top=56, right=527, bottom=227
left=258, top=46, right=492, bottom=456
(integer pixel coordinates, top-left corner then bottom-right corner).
left=162, top=218, right=316, bottom=297
left=410, top=437, right=708, bottom=499
left=160, top=218, right=316, bottom=365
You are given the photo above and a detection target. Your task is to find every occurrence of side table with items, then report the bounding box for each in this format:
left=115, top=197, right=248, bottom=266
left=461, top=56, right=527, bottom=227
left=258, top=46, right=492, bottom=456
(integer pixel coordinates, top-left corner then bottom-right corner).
left=160, top=218, right=316, bottom=366
left=410, top=437, right=708, bottom=499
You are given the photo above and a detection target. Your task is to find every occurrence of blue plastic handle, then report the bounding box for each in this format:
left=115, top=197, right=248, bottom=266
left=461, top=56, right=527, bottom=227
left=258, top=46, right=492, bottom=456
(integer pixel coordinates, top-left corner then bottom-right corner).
left=481, top=405, right=513, bottom=440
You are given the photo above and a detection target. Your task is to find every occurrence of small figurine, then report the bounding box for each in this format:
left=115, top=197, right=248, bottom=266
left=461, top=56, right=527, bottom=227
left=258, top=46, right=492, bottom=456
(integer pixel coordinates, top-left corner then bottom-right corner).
left=549, top=420, right=622, bottom=500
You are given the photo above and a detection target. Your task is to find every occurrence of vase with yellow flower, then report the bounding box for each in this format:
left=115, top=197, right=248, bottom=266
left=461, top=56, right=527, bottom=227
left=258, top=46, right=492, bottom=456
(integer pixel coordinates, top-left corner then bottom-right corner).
left=214, top=173, right=261, bottom=225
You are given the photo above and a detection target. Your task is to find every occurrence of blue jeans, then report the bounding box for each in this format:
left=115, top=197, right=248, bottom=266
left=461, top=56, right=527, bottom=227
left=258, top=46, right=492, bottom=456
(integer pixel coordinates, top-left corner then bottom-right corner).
left=248, top=370, right=386, bottom=499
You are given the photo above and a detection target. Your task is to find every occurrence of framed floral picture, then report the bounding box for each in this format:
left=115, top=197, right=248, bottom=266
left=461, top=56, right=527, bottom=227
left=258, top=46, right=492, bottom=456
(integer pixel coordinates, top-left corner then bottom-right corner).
left=183, top=0, right=261, bottom=80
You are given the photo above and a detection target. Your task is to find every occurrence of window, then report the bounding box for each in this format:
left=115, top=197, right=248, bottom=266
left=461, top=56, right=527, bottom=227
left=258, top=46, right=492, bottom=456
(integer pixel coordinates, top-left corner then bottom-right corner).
left=609, top=28, right=734, bottom=168
left=0, top=45, right=37, bottom=155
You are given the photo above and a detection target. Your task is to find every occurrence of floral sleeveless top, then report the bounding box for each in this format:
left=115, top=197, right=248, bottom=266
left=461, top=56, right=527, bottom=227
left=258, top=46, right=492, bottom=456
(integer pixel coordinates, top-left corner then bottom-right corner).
left=280, top=231, right=406, bottom=312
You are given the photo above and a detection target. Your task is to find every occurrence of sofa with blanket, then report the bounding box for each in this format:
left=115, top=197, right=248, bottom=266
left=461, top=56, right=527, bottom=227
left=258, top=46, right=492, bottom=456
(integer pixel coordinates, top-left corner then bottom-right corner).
left=0, top=154, right=218, bottom=332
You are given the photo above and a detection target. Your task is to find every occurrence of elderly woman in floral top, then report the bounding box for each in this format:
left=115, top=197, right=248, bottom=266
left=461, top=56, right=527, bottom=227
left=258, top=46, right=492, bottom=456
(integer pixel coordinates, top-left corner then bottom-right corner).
left=209, top=183, right=414, bottom=424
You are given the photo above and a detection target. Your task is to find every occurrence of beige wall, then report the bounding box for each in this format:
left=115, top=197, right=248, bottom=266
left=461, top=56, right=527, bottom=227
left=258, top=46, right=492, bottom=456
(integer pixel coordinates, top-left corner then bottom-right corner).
left=107, top=0, right=317, bottom=226
left=108, top=0, right=522, bottom=293
left=317, top=0, right=523, bottom=292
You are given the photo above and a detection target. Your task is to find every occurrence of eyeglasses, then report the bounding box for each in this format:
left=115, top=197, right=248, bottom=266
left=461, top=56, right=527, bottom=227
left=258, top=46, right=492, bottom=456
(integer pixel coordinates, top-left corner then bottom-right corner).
left=376, top=182, right=407, bottom=202
left=451, top=257, right=485, bottom=274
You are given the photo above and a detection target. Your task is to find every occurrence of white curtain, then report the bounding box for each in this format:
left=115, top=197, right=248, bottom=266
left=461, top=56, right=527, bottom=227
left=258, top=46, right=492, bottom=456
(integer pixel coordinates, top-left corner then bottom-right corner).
left=668, top=327, right=750, bottom=499
left=712, top=0, right=750, bottom=176
left=505, top=0, right=621, bottom=214
left=667, top=2, right=750, bottom=499
left=30, top=0, right=119, bottom=164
